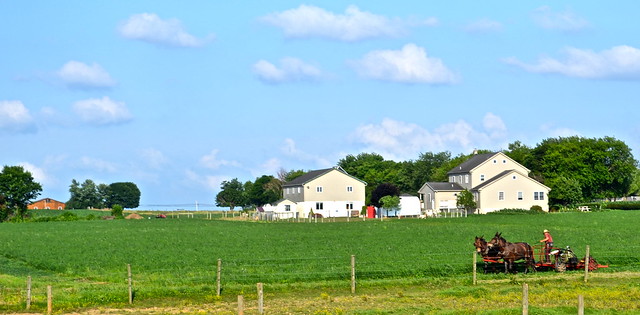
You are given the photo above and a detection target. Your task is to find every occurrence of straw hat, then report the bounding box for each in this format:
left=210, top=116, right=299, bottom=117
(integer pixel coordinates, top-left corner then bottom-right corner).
left=543, top=229, right=549, bottom=233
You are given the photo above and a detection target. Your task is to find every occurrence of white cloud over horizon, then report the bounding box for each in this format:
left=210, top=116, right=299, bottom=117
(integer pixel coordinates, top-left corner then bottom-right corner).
left=531, top=6, right=590, bottom=32
left=78, top=156, right=118, bottom=173
left=72, top=96, right=133, bottom=125
left=505, top=45, right=640, bottom=80
left=261, top=5, right=408, bottom=41
left=19, top=162, right=52, bottom=186
left=118, top=13, right=213, bottom=47
left=351, top=114, right=508, bottom=160
left=57, top=61, right=116, bottom=89
left=0, top=100, right=36, bottom=134
left=253, top=58, right=324, bottom=84
left=139, top=148, right=169, bottom=169
left=351, top=43, right=457, bottom=84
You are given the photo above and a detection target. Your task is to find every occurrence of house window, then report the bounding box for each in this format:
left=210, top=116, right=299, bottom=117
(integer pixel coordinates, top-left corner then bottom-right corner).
left=534, top=192, right=545, bottom=200
left=297, top=187, right=301, bottom=193
left=346, top=202, right=353, bottom=210
left=480, top=174, right=485, bottom=181
left=285, top=188, right=290, bottom=194
left=465, top=175, right=469, bottom=184
left=347, top=186, right=353, bottom=192
left=316, top=202, right=323, bottom=210
left=498, top=192, right=504, bottom=200
left=285, top=205, right=291, bottom=211
left=316, top=186, right=323, bottom=193
left=458, top=175, right=462, bottom=183
left=493, top=159, right=497, bottom=164
left=503, top=160, right=506, bottom=164
left=449, top=176, right=454, bottom=182
left=518, top=192, right=523, bottom=200
left=512, top=175, right=517, bottom=180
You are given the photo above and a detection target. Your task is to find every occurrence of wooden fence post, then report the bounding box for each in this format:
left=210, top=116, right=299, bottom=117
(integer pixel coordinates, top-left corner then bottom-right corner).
left=217, top=258, right=222, bottom=296
left=238, top=295, right=244, bottom=315
left=127, top=264, right=133, bottom=304
left=473, top=252, right=477, bottom=285
left=351, top=255, right=356, bottom=294
left=257, top=282, right=264, bottom=314
left=26, top=276, right=31, bottom=310
left=522, top=283, right=528, bottom=315
left=584, top=245, right=590, bottom=283
left=578, top=295, right=584, bottom=315
left=47, top=285, right=52, bottom=315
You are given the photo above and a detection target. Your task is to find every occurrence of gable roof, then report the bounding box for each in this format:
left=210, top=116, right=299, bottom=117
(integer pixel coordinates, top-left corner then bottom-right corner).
left=422, top=182, right=464, bottom=192
left=447, top=153, right=495, bottom=174
left=283, top=166, right=367, bottom=187
left=473, top=169, right=550, bottom=191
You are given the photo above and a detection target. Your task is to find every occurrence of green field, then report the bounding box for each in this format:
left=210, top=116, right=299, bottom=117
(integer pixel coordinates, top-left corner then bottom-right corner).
left=1, top=211, right=640, bottom=313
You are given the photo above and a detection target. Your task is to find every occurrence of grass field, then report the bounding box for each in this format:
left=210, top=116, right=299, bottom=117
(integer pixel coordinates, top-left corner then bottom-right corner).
left=1, top=210, right=639, bottom=313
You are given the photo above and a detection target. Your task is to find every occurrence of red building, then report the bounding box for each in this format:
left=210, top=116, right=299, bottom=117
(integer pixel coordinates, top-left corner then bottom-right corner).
left=27, top=198, right=66, bottom=210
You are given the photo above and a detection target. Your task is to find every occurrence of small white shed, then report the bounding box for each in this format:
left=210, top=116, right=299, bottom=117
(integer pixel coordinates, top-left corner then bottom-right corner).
left=398, top=195, right=421, bottom=217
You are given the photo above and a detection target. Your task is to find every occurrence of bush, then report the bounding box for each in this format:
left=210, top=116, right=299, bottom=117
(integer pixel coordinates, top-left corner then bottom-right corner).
left=111, top=204, right=124, bottom=218
left=602, top=201, right=640, bottom=210
left=530, top=205, right=543, bottom=212
left=57, top=212, right=79, bottom=221
left=487, top=208, right=546, bottom=215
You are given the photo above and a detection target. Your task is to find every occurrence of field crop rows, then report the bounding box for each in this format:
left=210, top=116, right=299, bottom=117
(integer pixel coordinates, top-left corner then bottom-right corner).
left=1, top=211, right=640, bottom=312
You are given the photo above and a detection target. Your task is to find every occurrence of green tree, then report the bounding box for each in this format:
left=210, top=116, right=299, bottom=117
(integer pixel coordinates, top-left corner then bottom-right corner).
left=0, top=165, right=42, bottom=221
left=399, top=151, right=453, bottom=193
left=246, top=175, right=280, bottom=207
left=106, top=182, right=141, bottom=208
left=216, top=178, right=246, bottom=210
left=629, top=168, right=640, bottom=197
left=547, top=176, right=583, bottom=207
left=277, top=168, right=306, bottom=183
left=379, top=195, right=400, bottom=217
left=338, top=153, right=401, bottom=203
left=370, top=183, right=399, bottom=208
left=66, top=179, right=103, bottom=209
left=456, top=189, right=477, bottom=214
left=529, top=136, right=637, bottom=201
left=111, top=204, right=124, bottom=218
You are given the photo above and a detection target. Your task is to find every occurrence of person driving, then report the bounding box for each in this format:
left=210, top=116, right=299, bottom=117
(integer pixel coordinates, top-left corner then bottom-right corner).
left=539, top=229, right=554, bottom=262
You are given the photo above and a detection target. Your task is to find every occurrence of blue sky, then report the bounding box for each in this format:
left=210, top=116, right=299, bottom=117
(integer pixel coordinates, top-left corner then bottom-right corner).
left=2, top=2, right=639, bottom=209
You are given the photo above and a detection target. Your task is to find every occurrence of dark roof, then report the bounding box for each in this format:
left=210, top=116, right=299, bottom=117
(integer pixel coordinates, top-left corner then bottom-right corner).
left=447, top=153, right=496, bottom=175
left=472, top=170, right=513, bottom=190
left=424, top=182, right=464, bottom=191
left=283, top=166, right=367, bottom=187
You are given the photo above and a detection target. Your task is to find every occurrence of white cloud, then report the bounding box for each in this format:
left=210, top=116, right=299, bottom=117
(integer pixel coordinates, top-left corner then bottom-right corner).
left=0, top=100, right=36, bottom=133
left=73, top=96, right=133, bottom=125
left=18, top=162, right=51, bottom=186
left=351, top=43, right=457, bottom=84
left=139, top=148, right=169, bottom=169
left=261, top=5, right=405, bottom=41
left=504, top=45, right=640, bottom=80
left=464, top=18, right=503, bottom=34
left=79, top=156, right=117, bottom=173
left=118, top=13, right=212, bottom=47
left=352, top=114, right=508, bottom=160
left=532, top=6, right=589, bottom=32
left=184, top=170, right=227, bottom=192
left=57, top=61, right=116, bottom=89
left=253, top=58, right=323, bottom=84
left=200, top=149, right=241, bottom=169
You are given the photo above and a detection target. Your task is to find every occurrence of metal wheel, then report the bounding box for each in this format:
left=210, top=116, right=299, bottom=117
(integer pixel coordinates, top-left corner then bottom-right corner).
left=555, top=261, right=567, bottom=272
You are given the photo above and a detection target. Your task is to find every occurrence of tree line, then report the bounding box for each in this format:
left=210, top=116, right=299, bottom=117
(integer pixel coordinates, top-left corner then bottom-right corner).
left=216, top=136, right=640, bottom=210
left=66, top=179, right=141, bottom=210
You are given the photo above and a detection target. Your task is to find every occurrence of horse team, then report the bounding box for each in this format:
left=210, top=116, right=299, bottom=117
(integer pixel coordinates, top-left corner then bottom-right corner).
left=475, top=232, right=536, bottom=273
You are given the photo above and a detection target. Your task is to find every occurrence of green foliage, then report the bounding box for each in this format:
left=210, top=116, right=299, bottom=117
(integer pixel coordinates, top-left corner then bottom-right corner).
left=379, top=195, right=400, bottom=212
left=111, top=204, right=124, bottom=218
left=528, top=136, right=638, bottom=202
left=486, top=208, right=546, bottom=215
left=456, top=189, right=476, bottom=214
left=216, top=178, right=246, bottom=210
left=547, top=175, right=582, bottom=206
left=107, top=182, right=140, bottom=208
left=246, top=175, right=280, bottom=207
left=371, top=183, right=399, bottom=207
left=530, top=205, right=543, bottom=212
left=66, top=179, right=106, bottom=209
left=603, top=201, right=640, bottom=210
left=0, top=165, right=42, bottom=221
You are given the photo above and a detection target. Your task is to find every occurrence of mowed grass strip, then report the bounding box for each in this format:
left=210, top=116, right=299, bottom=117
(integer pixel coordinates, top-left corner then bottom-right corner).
left=0, top=211, right=639, bottom=312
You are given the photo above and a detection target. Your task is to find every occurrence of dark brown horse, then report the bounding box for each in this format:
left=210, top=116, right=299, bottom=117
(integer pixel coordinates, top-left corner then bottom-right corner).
left=474, top=236, right=501, bottom=273
left=488, top=232, right=536, bottom=273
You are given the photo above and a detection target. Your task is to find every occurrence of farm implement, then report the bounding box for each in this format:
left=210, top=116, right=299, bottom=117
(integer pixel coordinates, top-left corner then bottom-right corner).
left=475, top=235, right=608, bottom=273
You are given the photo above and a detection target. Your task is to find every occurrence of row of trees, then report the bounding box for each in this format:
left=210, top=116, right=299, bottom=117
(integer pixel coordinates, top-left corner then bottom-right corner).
left=66, top=179, right=141, bottom=209
left=216, top=136, right=640, bottom=209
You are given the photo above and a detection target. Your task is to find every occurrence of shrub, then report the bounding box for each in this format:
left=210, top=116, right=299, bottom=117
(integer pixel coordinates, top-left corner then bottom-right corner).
left=487, top=208, right=546, bottom=215
left=57, top=212, right=79, bottom=221
left=111, top=204, right=124, bottom=218
left=530, top=205, right=543, bottom=212
left=602, top=201, right=640, bottom=210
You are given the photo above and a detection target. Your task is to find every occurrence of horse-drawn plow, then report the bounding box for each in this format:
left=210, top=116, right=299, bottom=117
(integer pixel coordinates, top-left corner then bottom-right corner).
left=475, top=233, right=608, bottom=273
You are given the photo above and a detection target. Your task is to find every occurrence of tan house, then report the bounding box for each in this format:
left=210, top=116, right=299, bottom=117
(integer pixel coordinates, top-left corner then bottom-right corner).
left=419, top=152, right=550, bottom=214
left=27, top=198, right=66, bottom=210
left=271, top=166, right=367, bottom=218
